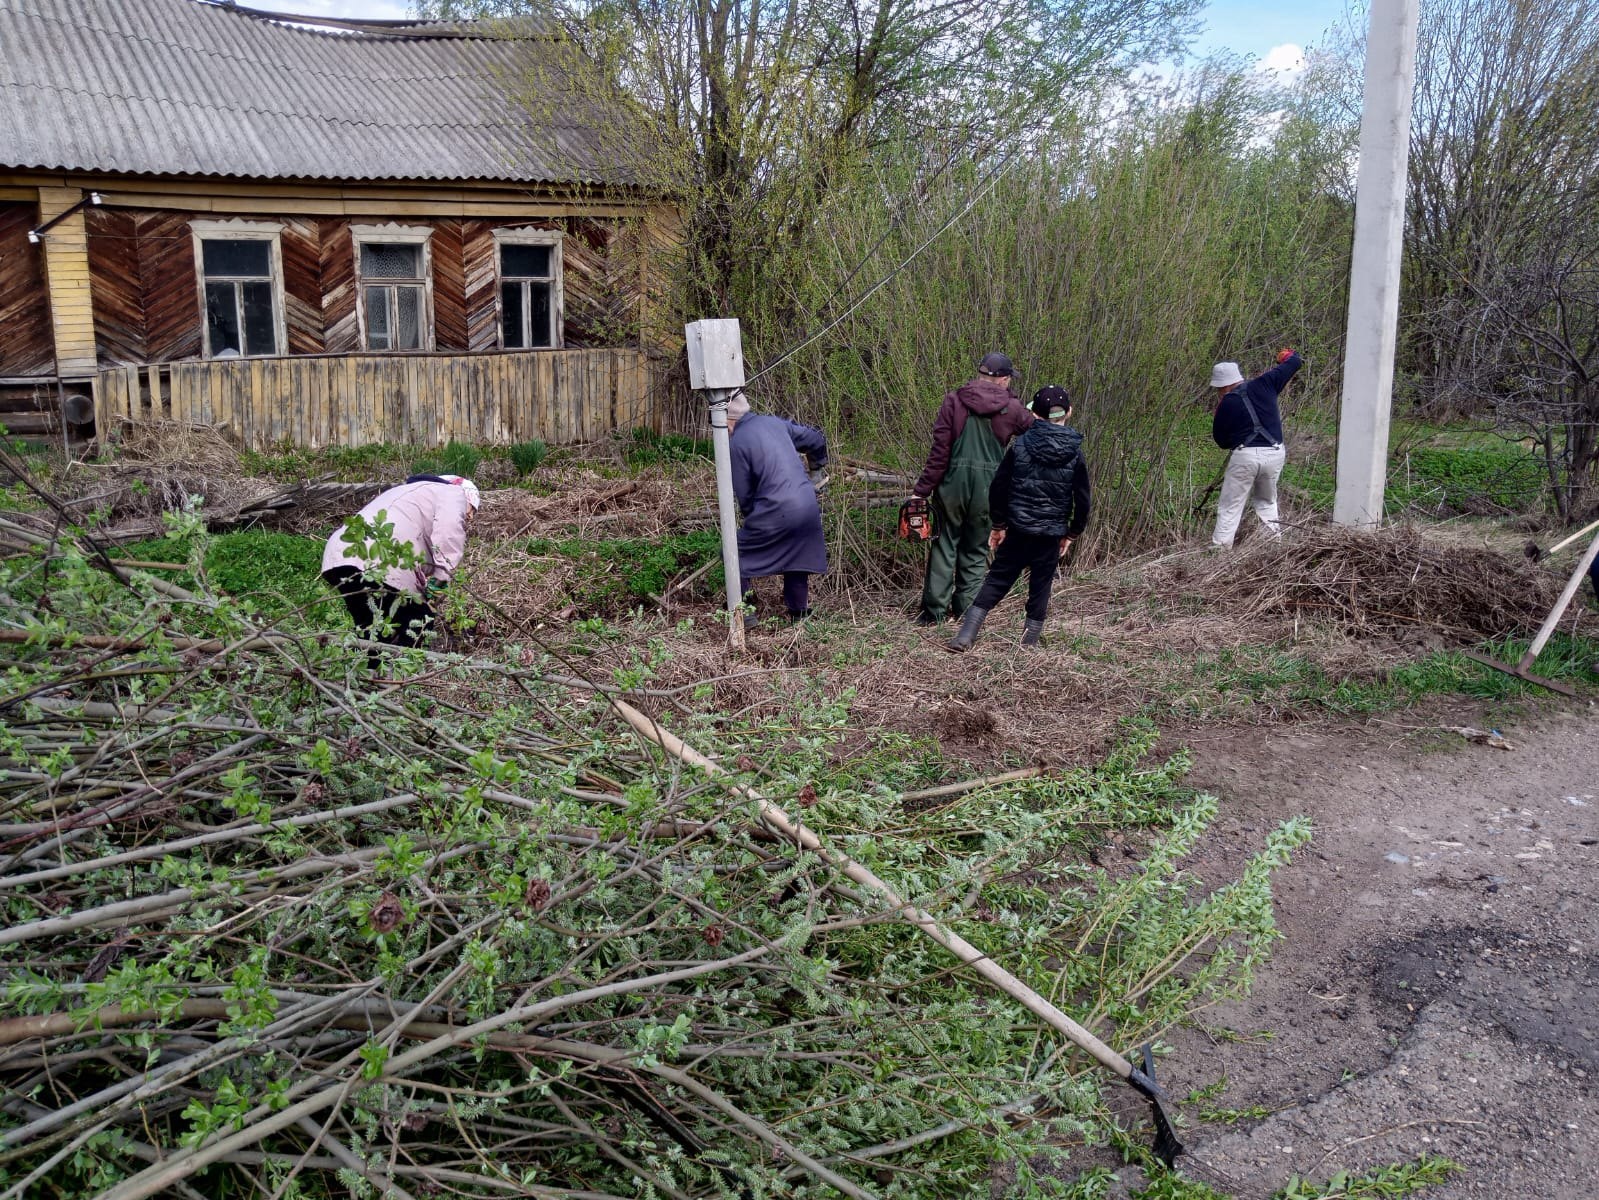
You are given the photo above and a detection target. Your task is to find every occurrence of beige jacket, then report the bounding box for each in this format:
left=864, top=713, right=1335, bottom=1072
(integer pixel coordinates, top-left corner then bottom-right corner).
left=321, top=481, right=471, bottom=595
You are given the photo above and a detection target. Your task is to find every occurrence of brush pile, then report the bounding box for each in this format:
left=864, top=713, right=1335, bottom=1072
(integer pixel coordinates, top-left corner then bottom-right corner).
left=0, top=473, right=1308, bottom=1199
left=1153, top=525, right=1562, bottom=641
left=26, top=423, right=388, bottom=545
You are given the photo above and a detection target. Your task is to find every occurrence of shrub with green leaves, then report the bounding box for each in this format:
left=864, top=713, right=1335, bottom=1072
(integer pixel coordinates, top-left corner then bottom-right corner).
left=0, top=518, right=1311, bottom=1197
left=529, top=529, right=723, bottom=613
left=411, top=438, right=482, bottom=480
left=623, top=427, right=713, bottom=467
left=507, top=438, right=548, bottom=475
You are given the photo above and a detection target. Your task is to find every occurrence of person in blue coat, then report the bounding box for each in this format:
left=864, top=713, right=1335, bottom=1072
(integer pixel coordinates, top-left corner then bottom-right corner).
left=727, top=392, right=829, bottom=619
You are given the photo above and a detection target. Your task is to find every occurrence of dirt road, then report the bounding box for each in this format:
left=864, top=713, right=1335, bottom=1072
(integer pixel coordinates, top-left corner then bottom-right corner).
left=1157, top=704, right=1599, bottom=1199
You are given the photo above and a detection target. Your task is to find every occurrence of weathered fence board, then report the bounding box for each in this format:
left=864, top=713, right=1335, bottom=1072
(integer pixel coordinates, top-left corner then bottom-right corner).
left=96, top=350, right=661, bottom=450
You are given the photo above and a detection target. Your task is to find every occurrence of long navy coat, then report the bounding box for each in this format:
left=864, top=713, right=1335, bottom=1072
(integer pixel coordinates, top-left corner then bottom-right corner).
left=729, top=413, right=829, bottom=579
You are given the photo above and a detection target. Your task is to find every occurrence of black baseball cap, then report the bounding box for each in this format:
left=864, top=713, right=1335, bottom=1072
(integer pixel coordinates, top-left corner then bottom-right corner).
left=977, top=351, right=1015, bottom=377
left=1031, top=385, right=1071, bottom=417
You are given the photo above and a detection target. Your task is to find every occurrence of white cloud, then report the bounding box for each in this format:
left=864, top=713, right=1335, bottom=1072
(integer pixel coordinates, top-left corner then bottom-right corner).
left=1259, top=43, right=1307, bottom=79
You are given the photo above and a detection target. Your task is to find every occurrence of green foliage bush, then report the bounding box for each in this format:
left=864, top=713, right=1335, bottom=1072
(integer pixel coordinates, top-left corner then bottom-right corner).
left=507, top=439, right=548, bottom=475
left=623, top=428, right=712, bottom=467
left=411, top=439, right=482, bottom=480
left=528, top=530, right=722, bottom=614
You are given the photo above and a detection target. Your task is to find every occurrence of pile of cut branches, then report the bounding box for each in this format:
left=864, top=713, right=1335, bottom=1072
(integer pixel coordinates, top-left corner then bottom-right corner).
left=0, top=477, right=1307, bottom=1198
left=1153, top=525, right=1561, bottom=640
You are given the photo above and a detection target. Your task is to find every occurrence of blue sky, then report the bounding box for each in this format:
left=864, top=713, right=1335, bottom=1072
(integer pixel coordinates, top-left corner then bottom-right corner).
left=1192, top=0, right=1353, bottom=66
left=297, top=0, right=1355, bottom=73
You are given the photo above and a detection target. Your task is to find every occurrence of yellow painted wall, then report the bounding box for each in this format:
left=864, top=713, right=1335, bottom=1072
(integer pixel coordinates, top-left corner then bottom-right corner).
left=36, top=187, right=96, bottom=377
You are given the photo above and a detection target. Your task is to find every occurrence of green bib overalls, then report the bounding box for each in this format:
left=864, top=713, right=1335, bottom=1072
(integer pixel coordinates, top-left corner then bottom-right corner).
left=920, top=413, right=1004, bottom=621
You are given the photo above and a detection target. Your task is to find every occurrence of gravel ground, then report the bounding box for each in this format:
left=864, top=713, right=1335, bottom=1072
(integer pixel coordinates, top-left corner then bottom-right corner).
left=1151, top=703, right=1599, bottom=1199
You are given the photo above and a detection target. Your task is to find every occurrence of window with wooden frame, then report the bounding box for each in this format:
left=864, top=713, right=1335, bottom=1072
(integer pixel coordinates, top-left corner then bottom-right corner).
left=353, top=225, right=433, bottom=352
left=494, top=229, right=563, bottom=349
left=191, top=220, right=285, bottom=358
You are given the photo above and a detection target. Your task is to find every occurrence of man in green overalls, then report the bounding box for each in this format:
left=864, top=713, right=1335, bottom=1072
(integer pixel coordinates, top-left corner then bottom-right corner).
left=910, top=352, right=1035, bottom=625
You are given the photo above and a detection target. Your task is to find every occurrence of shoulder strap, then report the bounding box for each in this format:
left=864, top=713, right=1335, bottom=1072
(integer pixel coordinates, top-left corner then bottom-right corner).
left=1235, top=385, right=1271, bottom=445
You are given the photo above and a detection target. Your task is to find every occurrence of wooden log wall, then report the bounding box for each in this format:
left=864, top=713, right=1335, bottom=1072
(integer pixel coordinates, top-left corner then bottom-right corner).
left=0, top=201, right=55, bottom=378
left=83, top=209, right=643, bottom=366
left=95, top=349, right=662, bottom=451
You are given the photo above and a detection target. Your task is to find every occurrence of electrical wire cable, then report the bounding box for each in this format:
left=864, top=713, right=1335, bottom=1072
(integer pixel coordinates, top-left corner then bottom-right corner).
left=744, top=142, right=1027, bottom=388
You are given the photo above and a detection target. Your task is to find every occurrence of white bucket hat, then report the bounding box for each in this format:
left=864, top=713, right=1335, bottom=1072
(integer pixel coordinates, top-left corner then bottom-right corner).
left=438, top=474, right=481, bottom=510
left=1210, top=362, right=1244, bottom=389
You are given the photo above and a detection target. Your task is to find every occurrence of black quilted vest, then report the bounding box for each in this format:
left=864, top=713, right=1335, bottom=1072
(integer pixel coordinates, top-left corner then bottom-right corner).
left=1007, top=422, right=1082, bottom=536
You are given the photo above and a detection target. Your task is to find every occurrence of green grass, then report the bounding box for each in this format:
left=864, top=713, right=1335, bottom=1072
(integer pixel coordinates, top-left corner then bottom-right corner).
left=239, top=442, right=419, bottom=483
left=121, top=530, right=343, bottom=625
left=526, top=530, right=723, bottom=614
left=1286, top=444, right=1546, bottom=515
left=507, top=439, right=548, bottom=475
left=1152, top=633, right=1597, bottom=722
left=1150, top=413, right=1548, bottom=521
left=411, top=439, right=483, bottom=480
left=622, top=428, right=712, bottom=468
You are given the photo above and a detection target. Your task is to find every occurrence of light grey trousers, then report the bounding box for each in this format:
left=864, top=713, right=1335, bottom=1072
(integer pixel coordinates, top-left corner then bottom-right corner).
left=1212, top=444, right=1286, bottom=546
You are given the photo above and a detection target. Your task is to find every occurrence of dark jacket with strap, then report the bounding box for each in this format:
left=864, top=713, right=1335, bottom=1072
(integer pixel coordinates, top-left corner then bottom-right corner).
left=1212, top=353, right=1302, bottom=450
left=989, top=422, right=1091, bottom=538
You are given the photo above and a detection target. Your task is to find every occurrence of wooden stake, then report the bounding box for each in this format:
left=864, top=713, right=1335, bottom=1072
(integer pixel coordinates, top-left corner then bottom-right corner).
left=1461, top=524, right=1599, bottom=698
left=609, top=697, right=1136, bottom=1082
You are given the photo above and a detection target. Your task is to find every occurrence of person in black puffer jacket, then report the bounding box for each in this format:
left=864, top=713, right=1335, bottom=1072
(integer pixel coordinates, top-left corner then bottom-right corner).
left=948, top=385, right=1091, bottom=651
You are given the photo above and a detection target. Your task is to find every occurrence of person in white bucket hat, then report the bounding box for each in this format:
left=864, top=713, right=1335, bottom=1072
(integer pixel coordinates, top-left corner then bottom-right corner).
left=1207, top=347, right=1303, bottom=547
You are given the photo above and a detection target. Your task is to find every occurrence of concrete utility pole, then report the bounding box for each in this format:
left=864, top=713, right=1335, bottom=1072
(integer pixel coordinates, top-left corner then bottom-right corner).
left=1333, top=0, right=1421, bottom=527
left=685, top=319, right=747, bottom=650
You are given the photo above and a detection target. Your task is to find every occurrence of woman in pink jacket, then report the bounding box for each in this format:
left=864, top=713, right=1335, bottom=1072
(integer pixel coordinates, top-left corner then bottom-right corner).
left=321, top=473, right=480, bottom=665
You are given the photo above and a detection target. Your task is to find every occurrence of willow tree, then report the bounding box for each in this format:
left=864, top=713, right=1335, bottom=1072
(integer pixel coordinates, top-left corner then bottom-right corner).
left=1306, top=0, right=1599, bottom=519
left=428, top=0, right=1201, bottom=356
left=1406, top=0, right=1599, bottom=519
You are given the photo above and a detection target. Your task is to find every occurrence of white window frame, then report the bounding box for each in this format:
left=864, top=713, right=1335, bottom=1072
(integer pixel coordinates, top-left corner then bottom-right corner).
left=352, top=223, right=435, bottom=352
left=493, top=228, right=564, bottom=350
left=190, top=219, right=286, bottom=359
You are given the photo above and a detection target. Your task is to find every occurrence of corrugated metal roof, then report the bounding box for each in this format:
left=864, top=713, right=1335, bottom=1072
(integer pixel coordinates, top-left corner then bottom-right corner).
left=0, top=0, right=649, bottom=186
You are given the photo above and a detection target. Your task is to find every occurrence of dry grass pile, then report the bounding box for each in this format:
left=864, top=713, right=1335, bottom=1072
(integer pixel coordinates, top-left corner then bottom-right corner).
left=460, top=542, right=585, bottom=638
left=1151, top=524, right=1560, bottom=640
left=474, top=466, right=712, bottom=542
left=48, top=422, right=279, bottom=536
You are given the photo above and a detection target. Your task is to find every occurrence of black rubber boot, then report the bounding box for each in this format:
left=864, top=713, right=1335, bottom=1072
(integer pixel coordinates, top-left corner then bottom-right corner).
left=1021, top=618, right=1044, bottom=647
left=946, top=606, right=988, bottom=653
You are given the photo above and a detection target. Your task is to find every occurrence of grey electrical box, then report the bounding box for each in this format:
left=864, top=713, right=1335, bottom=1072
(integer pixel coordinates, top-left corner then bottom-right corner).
left=684, top=319, right=746, bottom=391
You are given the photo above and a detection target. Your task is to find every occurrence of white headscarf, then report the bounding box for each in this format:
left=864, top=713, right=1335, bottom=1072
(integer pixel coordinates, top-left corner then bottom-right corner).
left=438, top=474, right=482, bottom=510
left=727, top=391, right=750, bottom=421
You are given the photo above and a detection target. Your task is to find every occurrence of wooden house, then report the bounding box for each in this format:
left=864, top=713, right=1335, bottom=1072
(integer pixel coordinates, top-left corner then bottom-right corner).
left=0, top=0, right=678, bottom=449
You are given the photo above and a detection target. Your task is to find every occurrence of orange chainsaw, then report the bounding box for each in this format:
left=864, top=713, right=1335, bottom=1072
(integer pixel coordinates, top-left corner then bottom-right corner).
left=898, top=496, right=933, bottom=542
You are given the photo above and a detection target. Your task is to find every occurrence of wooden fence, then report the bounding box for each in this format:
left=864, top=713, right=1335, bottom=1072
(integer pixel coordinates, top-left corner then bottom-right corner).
left=95, top=348, right=661, bottom=451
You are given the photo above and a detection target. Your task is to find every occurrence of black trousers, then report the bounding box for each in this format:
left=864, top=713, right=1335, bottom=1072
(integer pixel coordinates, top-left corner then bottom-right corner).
left=741, top=572, right=810, bottom=616
left=323, top=567, right=431, bottom=669
left=971, top=530, right=1060, bottom=622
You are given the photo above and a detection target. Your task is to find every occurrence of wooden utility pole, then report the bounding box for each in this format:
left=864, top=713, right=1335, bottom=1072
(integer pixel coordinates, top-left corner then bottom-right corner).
left=1332, top=0, right=1421, bottom=527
